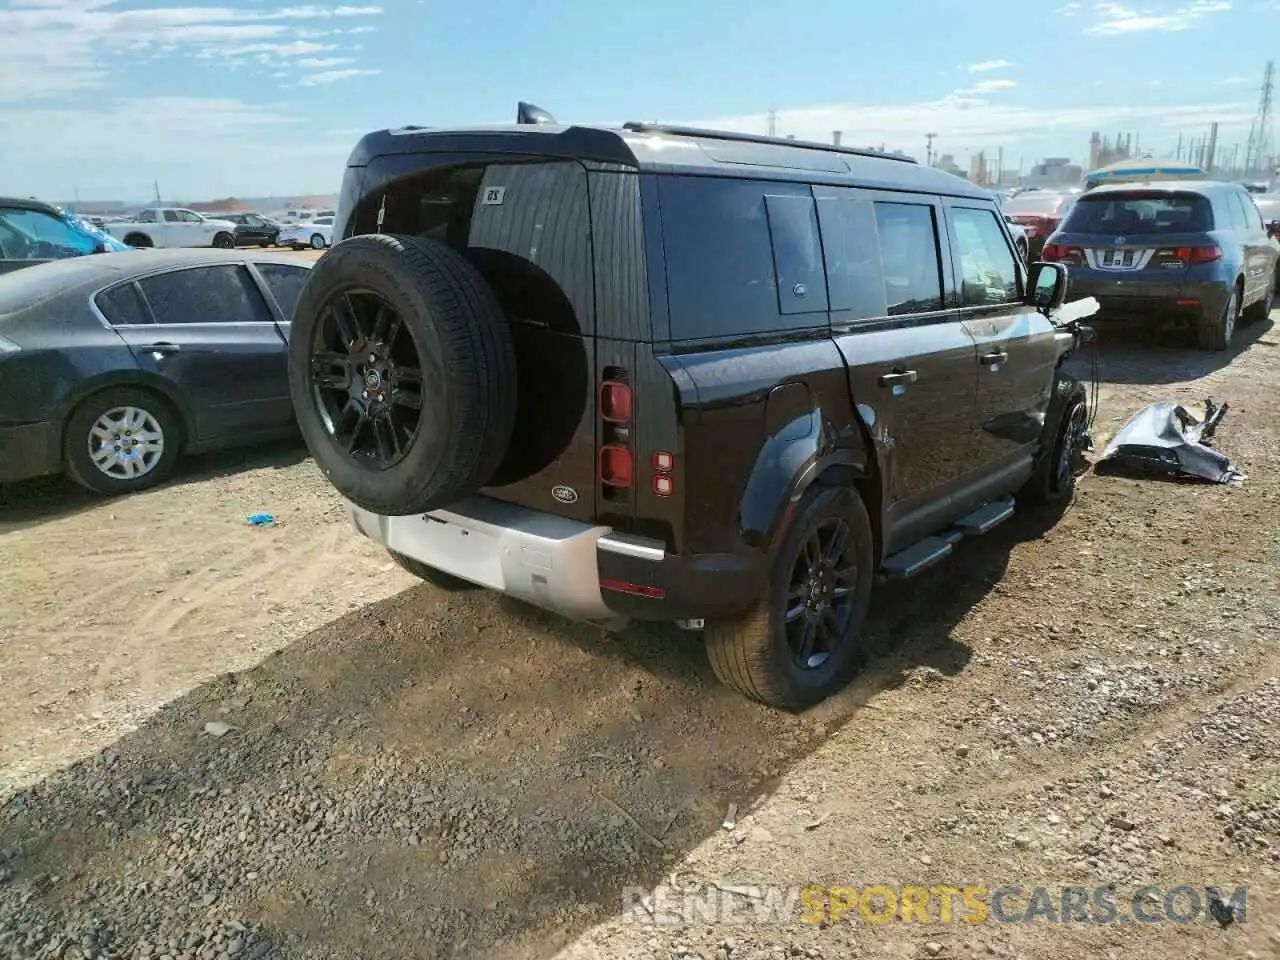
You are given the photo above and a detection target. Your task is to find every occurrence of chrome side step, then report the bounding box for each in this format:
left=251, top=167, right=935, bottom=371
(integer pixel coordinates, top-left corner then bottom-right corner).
left=879, top=497, right=1015, bottom=581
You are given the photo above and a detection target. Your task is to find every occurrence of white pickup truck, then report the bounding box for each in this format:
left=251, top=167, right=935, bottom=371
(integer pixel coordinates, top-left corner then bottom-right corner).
left=103, top=208, right=239, bottom=250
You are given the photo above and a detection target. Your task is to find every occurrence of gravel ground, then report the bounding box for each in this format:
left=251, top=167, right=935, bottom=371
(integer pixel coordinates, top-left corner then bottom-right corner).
left=1, top=317, right=1278, bottom=960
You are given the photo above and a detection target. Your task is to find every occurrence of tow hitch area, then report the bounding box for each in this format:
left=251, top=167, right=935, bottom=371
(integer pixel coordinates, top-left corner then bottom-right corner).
left=1097, top=397, right=1243, bottom=485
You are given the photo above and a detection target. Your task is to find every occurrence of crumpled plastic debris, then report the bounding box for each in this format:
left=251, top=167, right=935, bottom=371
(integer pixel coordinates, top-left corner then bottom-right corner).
left=246, top=513, right=276, bottom=526
left=1097, top=398, right=1243, bottom=486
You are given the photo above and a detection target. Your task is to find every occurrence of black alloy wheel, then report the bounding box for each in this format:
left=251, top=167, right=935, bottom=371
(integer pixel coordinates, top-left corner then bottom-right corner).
left=784, top=515, right=861, bottom=670
left=1054, top=400, right=1089, bottom=495
left=309, top=289, right=424, bottom=469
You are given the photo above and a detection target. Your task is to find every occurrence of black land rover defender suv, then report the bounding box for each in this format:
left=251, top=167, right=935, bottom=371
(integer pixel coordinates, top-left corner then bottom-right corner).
left=288, top=103, right=1092, bottom=711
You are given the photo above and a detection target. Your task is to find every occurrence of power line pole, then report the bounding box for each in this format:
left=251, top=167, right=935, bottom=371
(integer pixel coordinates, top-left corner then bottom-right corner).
left=767, top=108, right=777, bottom=138
left=1245, top=60, right=1275, bottom=175
left=925, top=132, right=937, bottom=168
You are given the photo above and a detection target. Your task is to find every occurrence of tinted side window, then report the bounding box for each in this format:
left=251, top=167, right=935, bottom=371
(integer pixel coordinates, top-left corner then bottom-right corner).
left=950, top=207, right=1019, bottom=306
left=138, top=265, right=275, bottom=324
left=256, top=263, right=309, bottom=320
left=1233, top=193, right=1261, bottom=231
left=0, top=208, right=97, bottom=260
left=356, top=160, right=594, bottom=335
left=96, top=281, right=152, bottom=325
left=874, top=202, right=944, bottom=315
left=163, top=210, right=180, bottom=222
left=817, top=196, right=887, bottom=320
left=661, top=177, right=827, bottom=340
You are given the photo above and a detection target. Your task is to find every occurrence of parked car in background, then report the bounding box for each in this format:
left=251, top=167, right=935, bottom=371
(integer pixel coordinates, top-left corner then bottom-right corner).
left=103, top=208, right=240, bottom=249
left=1042, top=180, right=1279, bottom=350
left=1250, top=193, right=1280, bottom=236
left=0, top=249, right=311, bottom=494
left=1002, top=189, right=1080, bottom=260
left=278, top=216, right=333, bottom=250
left=1, top=197, right=130, bottom=276
left=287, top=110, right=1094, bottom=711
left=204, top=212, right=281, bottom=248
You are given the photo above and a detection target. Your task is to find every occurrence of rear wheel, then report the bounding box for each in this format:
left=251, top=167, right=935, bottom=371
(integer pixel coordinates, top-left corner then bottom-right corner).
left=388, top=550, right=477, bottom=590
left=123, top=233, right=152, bottom=248
left=310, top=233, right=326, bottom=250
left=705, top=485, right=874, bottom=712
left=1196, top=285, right=1240, bottom=351
left=213, top=232, right=236, bottom=249
left=64, top=387, right=181, bottom=495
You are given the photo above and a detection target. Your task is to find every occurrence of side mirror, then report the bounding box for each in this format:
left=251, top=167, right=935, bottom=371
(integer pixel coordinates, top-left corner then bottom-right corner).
left=1027, top=261, right=1068, bottom=312
left=1269, top=219, right=1280, bottom=238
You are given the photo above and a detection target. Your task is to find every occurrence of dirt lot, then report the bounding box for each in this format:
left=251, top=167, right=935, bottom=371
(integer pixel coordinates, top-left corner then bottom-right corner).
left=1, top=320, right=1278, bottom=960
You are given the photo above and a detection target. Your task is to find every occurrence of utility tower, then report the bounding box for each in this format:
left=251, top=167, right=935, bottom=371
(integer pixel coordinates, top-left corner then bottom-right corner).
left=767, top=108, right=777, bottom=138
left=1244, top=60, right=1275, bottom=175
left=925, top=132, right=937, bottom=168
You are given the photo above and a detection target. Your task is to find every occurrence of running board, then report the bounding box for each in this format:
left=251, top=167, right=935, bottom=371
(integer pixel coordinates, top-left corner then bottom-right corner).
left=879, top=497, right=1016, bottom=581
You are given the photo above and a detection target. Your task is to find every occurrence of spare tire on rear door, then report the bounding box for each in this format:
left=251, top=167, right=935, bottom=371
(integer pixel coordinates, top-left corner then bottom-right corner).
left=288, top=233, right=518, bottom=515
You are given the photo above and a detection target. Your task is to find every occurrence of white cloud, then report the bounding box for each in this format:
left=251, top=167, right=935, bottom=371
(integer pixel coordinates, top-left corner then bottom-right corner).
left=0, top=0, right=382, bottom=99
left=295, top=56, right=353, bottom=67
left=1055, top=2, right=1081, bottom=13
left=0, top=96, right=349, bottom=198
left=1085, top=0, right=1231, bottom=34
left=955, top=79, right=1018, bottom=95
left=1218, top=75, right=1251, bottom=85
left=298, top=67, right=380, bottom=85
left=968, top=59, right=1015, bottom=72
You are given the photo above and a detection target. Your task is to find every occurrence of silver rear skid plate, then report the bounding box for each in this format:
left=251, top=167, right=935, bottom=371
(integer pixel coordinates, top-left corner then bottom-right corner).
left=878, top=497, right=1015, bottom=581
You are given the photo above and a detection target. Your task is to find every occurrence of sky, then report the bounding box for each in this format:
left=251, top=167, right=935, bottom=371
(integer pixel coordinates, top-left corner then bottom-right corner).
left=0, top=0, right=1275, bottom=202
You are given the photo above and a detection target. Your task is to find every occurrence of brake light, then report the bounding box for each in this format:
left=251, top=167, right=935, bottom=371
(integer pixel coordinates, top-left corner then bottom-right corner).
left=600, top=380, right=633, bottom=423
left=1155, top=245, right=1223, bottom=266
left=1042, top=243, right=1063, bottom=261
left=1041, top=244, right=1083, bottom=265
left=1013, top=215, right=1058, bottom=238
left=600, top=443, right=633, bottom=488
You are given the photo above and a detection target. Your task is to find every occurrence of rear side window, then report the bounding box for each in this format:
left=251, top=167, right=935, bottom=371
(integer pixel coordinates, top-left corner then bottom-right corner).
left=1003, top=193, right=1068, bottom=216
left=949, top=207, right=1019, bottom=306
left=255, top=263, right=309, bottom=320
left=138, top=265, right=275, bottom=324
left=660, top=177, right=828, bottom=341
left=1063, top=193, right=1212, bottom=234
left=354, top=160, right=594, bottom=335
left=817, top=194, right=945, bottom=319
left=96, top=281, right=152, bottom=326
left=1231, top=192, right=1263, bottom=231
left=874, top=202, right=944, bottom=315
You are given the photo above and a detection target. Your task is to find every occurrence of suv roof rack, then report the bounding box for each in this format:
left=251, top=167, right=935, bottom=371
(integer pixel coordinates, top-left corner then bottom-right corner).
left=621, top=122, right=918, bottom=164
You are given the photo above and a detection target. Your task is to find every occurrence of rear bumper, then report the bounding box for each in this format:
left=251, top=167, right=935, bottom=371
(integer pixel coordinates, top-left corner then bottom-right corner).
left=347, top=496, right=763, bottom=625
left=0, top=421, right=59, bottom=483
left=1066, top=271, right=1230, bottom=322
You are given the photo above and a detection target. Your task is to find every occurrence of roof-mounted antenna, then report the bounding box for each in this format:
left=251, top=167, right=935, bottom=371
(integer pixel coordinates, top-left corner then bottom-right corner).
left=516, top=101, right=556, bottom=125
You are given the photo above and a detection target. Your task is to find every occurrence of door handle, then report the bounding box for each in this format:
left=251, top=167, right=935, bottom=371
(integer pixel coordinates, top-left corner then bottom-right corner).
left=145, top=341, right=181, bottom=355
left=980, top=350, right=1008, bottom=365
left=878, top=369, right=918, bottom=386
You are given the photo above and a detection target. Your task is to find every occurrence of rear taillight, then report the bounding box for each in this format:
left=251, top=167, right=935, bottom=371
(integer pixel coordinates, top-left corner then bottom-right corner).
left=1041, top=243, right=1083, bottom=265
left=1154, top=244, right=1223, bottom=266
left=600, top=380, right=633, bottom=423
left=599, top=444, right=634, bottom=488
left=599, top=369, right=633, bottom=500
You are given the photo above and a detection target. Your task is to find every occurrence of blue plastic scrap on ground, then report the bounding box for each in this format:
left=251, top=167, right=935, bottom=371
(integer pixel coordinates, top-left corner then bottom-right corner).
left=247, top=513, right=276, bottom=526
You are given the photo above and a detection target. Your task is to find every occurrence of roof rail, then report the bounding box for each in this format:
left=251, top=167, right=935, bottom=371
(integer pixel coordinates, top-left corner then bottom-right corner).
left=621, top=122, right=918, bottom=164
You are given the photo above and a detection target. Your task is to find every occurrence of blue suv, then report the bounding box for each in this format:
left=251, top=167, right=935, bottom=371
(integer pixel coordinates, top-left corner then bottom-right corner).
left=1041, top=180, right=1280, bottom=350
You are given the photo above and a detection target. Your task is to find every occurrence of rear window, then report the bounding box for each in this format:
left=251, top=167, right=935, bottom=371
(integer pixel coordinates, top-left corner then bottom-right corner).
left=1003, top=193, right=1071, bottom=215
left=1063, top=193, right=1212, bottom=235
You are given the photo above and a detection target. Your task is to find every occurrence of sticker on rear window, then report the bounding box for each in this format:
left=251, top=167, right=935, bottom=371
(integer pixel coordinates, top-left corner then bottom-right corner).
left=481, top=186, right=506, bottom=206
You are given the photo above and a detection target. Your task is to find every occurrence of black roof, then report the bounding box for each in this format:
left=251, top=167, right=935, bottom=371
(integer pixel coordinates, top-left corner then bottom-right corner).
left=0, top=196, right=61, bottom=215
left=344, top=123, right=993, bottom=200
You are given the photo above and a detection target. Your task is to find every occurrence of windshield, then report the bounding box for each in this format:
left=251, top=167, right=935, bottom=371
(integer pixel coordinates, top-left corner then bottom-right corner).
left=0, top=206, right=103, bottom=260
left=1063, top=192, right=1212, bottom=235
left=61, top=213, right=131, bottom=251
left=1003, top=193, right=1072, bottom=215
